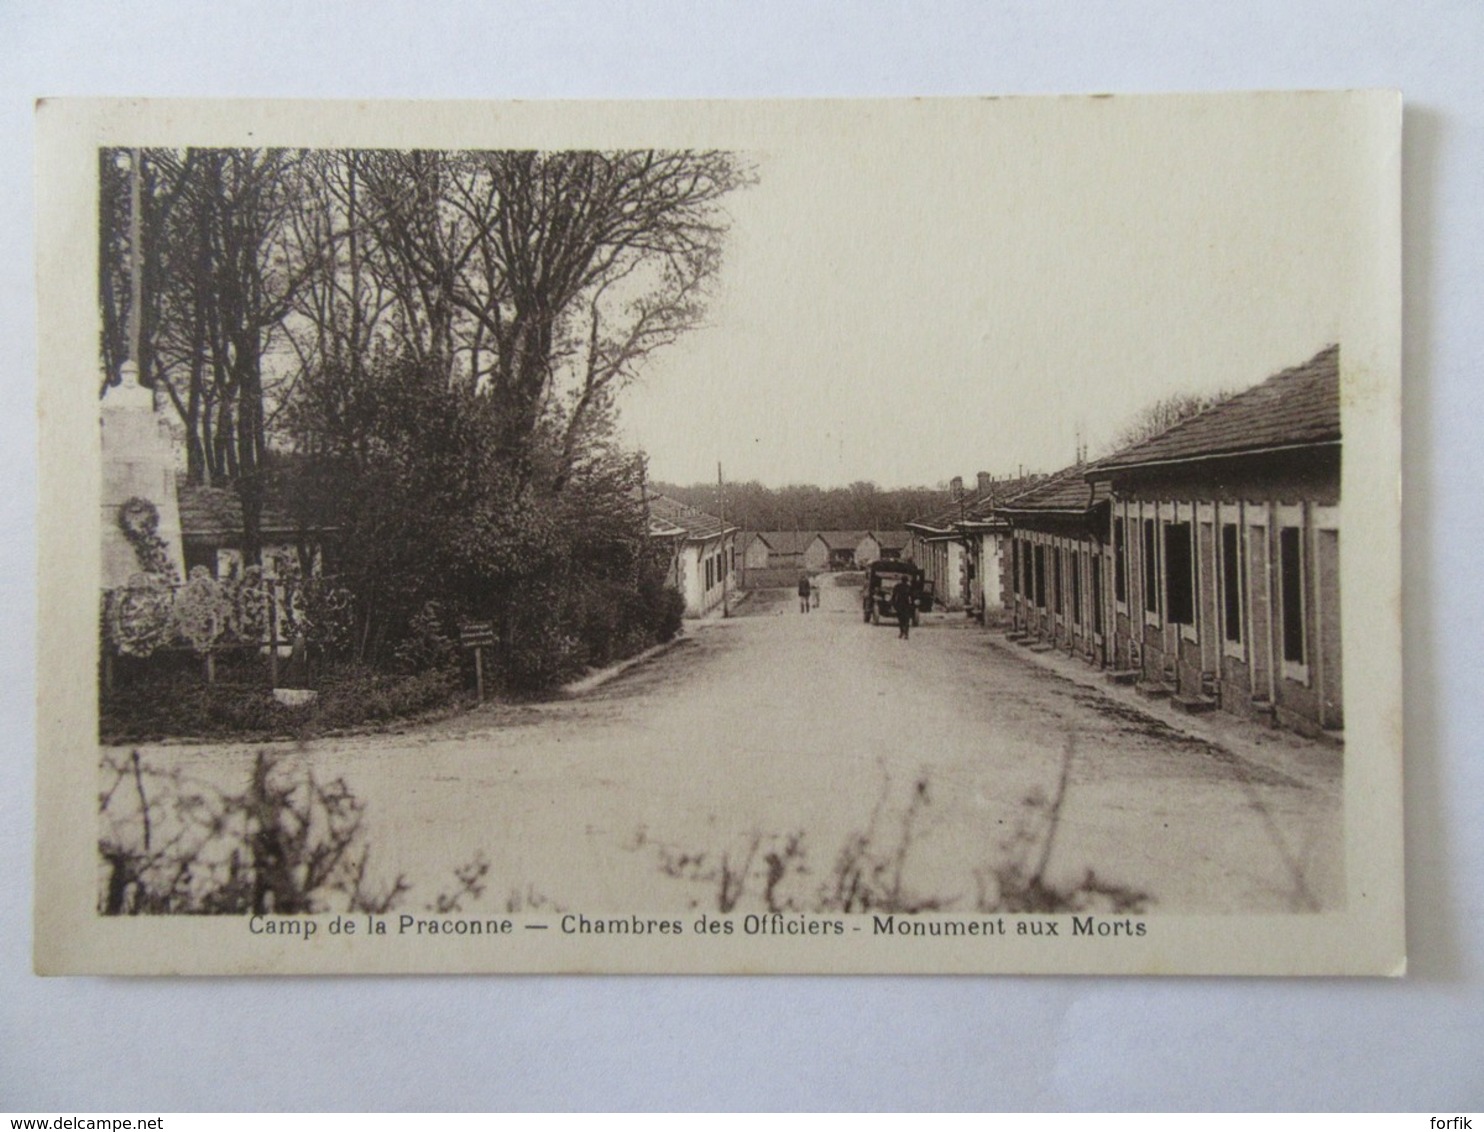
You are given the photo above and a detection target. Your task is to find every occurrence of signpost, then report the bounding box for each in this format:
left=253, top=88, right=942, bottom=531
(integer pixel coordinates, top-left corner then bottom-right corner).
left=460, top=620, right=496, bottom=701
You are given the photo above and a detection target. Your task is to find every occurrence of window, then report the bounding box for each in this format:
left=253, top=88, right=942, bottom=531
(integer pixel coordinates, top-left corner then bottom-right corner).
left=1033, top=544, right=1046, bottom=608
left=1143, top=519, right=1159, bottom=614
left=1092, top=556, right=1104, bottom=634
left=1071, top=551, right=1083, bottom=625
left=1052, top=549, right=1062, bottom=613
left=1222, top=523, right=1242, bottom=643
left=1011, top=540, right=1021, bottom=596
left=1114, top=520, right=1127, bottom=604
left=705, top=557, right=713, bottom=590
left=184, top=545, right=215, bottom=577
left=1164, top=522, right=1194, bottom=625
left=1280, top=526, right=1306, bottom=664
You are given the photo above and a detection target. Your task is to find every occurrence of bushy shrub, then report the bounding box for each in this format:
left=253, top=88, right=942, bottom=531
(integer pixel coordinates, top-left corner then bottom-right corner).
left=292, top=575, right=358, bottom=661
left=639, top=572, right=685, bottom=646
left=391, top=601, right=457, bottom=675
left=284, top=351, right=683, bottom=692
left=101, top=665, right=279, bottom=742
left=495, top=563, right=684, bottom=689
left=310, top=665, right=461, bottom=728
left=567, top=578, right=657, bottom=669
left=497, top=617, right=586, bottom=692
left=100, top=662, right=462, bottom=742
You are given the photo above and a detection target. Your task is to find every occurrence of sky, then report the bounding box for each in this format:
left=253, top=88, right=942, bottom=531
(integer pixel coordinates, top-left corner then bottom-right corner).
left=616, top=95, right=1383, bottom=489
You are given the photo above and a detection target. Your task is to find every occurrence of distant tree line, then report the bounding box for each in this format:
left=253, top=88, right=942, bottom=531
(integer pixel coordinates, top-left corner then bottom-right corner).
left=652, top=479, right=957, bottom=533
left=661, top=382, right=1237, bottom=534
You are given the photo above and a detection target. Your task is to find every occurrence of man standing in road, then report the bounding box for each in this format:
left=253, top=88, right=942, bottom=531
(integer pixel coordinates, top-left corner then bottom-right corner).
left=891, top=575, right=914, bottom=639
left=798, top=574, right=812, bottom=613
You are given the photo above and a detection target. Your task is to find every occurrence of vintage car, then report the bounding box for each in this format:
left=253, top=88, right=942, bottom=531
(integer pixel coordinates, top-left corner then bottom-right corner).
left=861, top=560, right=933, bottom=625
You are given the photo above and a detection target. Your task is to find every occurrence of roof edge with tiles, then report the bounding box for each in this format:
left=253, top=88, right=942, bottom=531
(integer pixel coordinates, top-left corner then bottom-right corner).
left=1094, top=345, right=1341, bottom=475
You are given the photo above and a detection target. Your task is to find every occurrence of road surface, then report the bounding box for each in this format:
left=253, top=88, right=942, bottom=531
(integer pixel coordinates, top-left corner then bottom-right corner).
left=112, top=573, right=1343, bottom=916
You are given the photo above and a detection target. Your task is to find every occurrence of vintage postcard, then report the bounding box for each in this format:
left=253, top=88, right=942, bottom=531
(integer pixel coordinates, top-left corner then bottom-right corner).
left=35, top=94, right=1403, bottom=975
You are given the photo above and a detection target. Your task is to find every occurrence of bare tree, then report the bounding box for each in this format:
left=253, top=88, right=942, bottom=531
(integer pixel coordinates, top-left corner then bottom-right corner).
left=102, top=147, right=328, bottom=562
left=348, top=150, right=472, bottom=381
left=351, top=149, right=749, bottom=476
left=99, top=148, right=195, bottom=397
left=1104, top=388, right=1234, bottom=455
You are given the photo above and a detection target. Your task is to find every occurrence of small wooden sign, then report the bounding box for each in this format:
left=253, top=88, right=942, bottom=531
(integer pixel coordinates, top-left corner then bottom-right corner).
left=459, top=620, right=496, bottom=649
left=460, top=621, right=495, bottom=701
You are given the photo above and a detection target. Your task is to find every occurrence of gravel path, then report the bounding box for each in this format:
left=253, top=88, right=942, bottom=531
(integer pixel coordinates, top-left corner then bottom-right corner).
left=111, top=573, right=1343, bottom=916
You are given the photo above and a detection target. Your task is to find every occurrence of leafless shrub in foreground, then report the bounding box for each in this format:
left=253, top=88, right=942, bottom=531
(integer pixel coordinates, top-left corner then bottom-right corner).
left=655, top=739, right=1151, bottom=916
left=974, top=731, right=1151, bottom=915
left=428, top=853, right=491, bottom=914
left=99, top=748, right=408, bottom=915
left=824, top=774, right=948, bottom=914
left=648, top=826, right=810, bottom=912
left=503, top=885, right=565, bottom=915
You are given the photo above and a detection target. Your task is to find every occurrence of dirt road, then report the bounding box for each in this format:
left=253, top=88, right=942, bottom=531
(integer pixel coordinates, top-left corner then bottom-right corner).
left=116, top=573, right=1343, bottom=916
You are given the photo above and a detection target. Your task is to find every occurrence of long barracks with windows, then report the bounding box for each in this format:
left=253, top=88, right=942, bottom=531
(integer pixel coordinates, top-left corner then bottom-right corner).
left=995, top=346, right=1342, bottom=741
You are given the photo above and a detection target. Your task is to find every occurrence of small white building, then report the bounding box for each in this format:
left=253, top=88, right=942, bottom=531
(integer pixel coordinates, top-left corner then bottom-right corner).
left=870, top=530, right=910, bottom=562
left=740, top=532, right=774, bottom=572
left=754, top=530, right=815, bottom=571
left=905, top=511, right=969, bottom=610
left=805, top=530, right=870, bottom=571
left=647, top=493, right=739, bottom=618
left=957, top=516, right=1010, bottom=623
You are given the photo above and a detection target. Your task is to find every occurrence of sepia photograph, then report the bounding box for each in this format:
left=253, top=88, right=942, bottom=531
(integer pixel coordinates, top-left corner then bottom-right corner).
left=35, top=93, right=1403, bottom=975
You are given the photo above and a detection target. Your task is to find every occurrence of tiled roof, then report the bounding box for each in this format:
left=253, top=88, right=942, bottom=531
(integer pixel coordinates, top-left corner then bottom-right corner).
left=872, top=529, right=911, bottom=550
left=176, top=475, right=301, bottom=540
left=648, top=516, right=690, bottom=539
left=996, top=465, right=1106, bottom=515
left=646, top=493, right=732, bottom=541
left=912, top=475, right=1051, bottom=527
left=961, top=475, right=1046, bottom=520
left=816, top=530, right=872, bottom=549
left=907, top=504, right=961, bottom=532
left=1098, top=345, right=1340, bottom=472
left=755, top=530, right=817, bottom=556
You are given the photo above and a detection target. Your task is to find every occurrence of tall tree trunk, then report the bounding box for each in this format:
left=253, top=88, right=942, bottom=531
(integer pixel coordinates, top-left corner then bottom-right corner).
left=235, top=345, right=267, bottom=565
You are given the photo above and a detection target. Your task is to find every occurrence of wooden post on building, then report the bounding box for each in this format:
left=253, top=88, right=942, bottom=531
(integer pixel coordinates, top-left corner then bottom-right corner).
left=718, top=461, right=730, bottom=618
